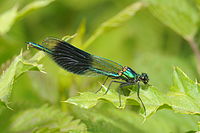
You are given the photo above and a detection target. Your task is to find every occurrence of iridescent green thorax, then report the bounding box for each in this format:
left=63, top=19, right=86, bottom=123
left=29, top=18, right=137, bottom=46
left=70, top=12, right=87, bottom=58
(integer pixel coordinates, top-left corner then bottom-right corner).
left=118, top=67, right=149, bottom=84
left=123, top=68, right=137, bottom=78
left=118, top=66, right=138, bottom=81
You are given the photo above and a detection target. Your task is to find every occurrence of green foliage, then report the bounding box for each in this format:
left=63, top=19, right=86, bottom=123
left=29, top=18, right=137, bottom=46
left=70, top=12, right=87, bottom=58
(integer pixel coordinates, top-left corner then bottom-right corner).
left=143, top=0, right=199, bottom=40
left=0, top=5, right=18, bottom=35
left=0, top=51, right=45, bottom=108
left=0, top=0, right=54, bottom=35
left=73, top=106, right=198, bottom=133
left=66, top=67, right=200, bottom=117
left=83, top=1, right=145, bottom=48
left=169, top=67, right=200, bottom=114
left=10, top=104, right=87, bottom=132
left=0, top=0, right=200, bottom=132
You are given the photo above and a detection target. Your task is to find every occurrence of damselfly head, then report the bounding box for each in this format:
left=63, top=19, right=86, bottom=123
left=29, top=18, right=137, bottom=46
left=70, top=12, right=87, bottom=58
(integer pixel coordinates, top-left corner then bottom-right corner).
left=139, top=73, right=149, bottom=84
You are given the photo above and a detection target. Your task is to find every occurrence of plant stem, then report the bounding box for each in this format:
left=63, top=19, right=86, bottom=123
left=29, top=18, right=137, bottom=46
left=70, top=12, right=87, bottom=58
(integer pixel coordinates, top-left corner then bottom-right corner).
left=186, top=38, right=200, bottom=75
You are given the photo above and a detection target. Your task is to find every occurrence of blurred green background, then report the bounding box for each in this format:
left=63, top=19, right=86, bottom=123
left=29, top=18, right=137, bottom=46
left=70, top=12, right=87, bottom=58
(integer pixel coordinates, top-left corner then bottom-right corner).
left=0, top=0, right=200, bottom=132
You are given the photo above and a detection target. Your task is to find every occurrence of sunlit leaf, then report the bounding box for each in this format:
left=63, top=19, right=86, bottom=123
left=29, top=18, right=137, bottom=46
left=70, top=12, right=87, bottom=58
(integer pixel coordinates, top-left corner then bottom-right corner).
left=66, top=67, right=200, bottom=118
left=167, top=67, right=200, bottom=114
left=144, top=0, right=199, bottom=40
left=17, top=0, right=55, bottom=19
left=0, top=6, right=18, bottom=35
left=0, top=51, right=45, bottom=108
left=66, top=85, right=161, bottom=117
left=10, top=104, right=87, bottom=133
left=0, top=0, right=54, bottom=35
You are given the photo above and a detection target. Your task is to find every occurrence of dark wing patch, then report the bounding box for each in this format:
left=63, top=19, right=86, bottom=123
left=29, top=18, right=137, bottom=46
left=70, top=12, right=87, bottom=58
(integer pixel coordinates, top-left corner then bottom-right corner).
left=43, top=38, right=92, bottom=75
left=33, top=38, right=123, bottom=77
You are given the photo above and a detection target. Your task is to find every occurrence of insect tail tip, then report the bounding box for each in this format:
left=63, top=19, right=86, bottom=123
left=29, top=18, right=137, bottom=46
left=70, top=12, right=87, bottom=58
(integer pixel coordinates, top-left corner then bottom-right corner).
left=25, top=42, right=33, bottom=49
left=25, top=42, right=32, bottom=46
left=26, top=42, right=30, bottom=50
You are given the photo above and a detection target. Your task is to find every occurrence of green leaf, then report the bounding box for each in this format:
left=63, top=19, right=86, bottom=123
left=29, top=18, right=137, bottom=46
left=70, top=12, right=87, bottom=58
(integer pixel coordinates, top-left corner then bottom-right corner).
left=74, top=106, right=198, bottom=133
left=0, top=0, right=54, bottom=35
left=0, top=51, right=45, bottom=108
left=62, top=33, right=77, bottom=42
left=10, top=105, right=87, bottom=133
left=66, top=86, right=164, bottom=117
left=144, top=0, right=199, bottom=39
left=83, top=1, right=145, bottom=48
left=66, top=67, right=200, bottom=118
left=71, top=20, right=86, bottom=47
left=0, top=5, right=18, bottom=35
left=17, top=0, right=55, bottom=19
left=66, top=84, right=130, bottom=109
left=167, top=67, right=200, bottom=114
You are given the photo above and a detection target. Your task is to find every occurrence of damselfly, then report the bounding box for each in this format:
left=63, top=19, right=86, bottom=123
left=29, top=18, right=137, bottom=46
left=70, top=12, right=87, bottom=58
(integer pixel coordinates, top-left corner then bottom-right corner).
left=27, top=38, right=149, bottom=114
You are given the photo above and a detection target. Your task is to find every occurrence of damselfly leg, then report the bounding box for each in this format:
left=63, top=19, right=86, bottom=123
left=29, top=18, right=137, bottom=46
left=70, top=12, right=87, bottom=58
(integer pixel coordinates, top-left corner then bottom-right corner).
left=104, top=80, right=130, bottom=107
left=96, top=77, right=109, bottom=93
left=105, top=80, right=127, bottom=95
left=102, top=80, right=146, bottom=115
left=137, top=82, right=146, bottom=115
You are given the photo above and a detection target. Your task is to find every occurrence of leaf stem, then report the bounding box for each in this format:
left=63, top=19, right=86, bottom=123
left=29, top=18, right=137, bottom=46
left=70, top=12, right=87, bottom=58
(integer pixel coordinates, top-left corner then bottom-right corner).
left=186, top=38, right=200, bottom=75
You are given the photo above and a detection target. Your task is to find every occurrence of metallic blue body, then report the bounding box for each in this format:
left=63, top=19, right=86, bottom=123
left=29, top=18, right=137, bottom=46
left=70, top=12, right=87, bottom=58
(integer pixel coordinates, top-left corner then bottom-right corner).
left=27, top=42, right=53, bottom=54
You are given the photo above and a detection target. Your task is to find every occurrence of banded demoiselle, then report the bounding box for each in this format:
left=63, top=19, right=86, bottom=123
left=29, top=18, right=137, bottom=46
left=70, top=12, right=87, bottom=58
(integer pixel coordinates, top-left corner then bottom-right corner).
left=27, top=38, right=149, bottom=114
